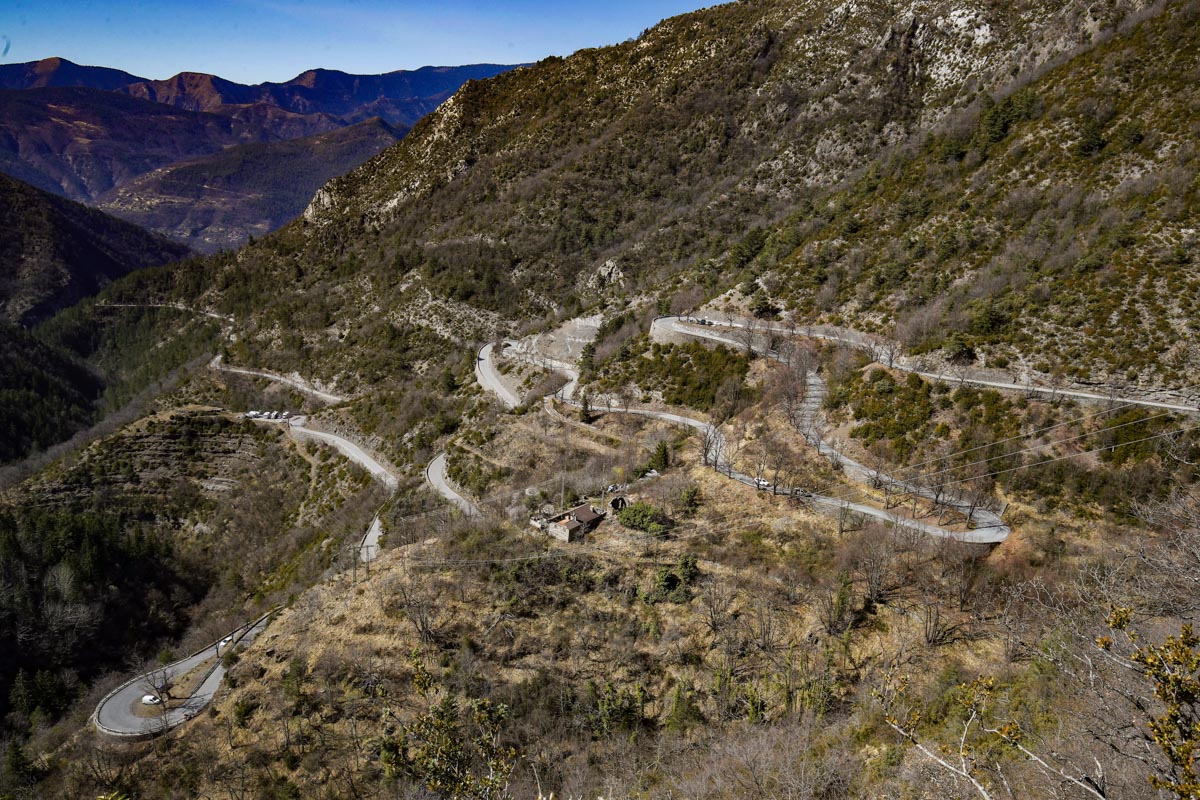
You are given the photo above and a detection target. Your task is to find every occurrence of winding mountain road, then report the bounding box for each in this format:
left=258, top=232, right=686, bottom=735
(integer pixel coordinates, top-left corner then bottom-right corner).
left=478, top=316, right=1010, bottom=543
left=211, top=355, right=346, bottom=404
left=561, top=396, right=1008, bottom=543
left=425, top=452, right=483, bottom=517
left=93, top=363, right=403, bottom=739
left=476, top=343, right=521, bottom=409
left=287, top=416, right=398, bottom=490
left=650, top=316, right=1010, bottom=541
left=653, top=316, right=1197, bottom=414
left=93, top=611, right=274, bottom=739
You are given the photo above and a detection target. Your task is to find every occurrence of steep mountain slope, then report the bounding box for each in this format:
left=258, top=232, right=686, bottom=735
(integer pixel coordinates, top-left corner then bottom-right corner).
left=95, top=118, right=403, bottom=252
left=0, top=324, right=103, bottom=463
left=763, top=2, right=1200, bottom=399
left=0, top=87, right=321, bottom=201
left=0, top=403, right=375, bottom=739
left=186, top=0, right=1176, bottom=392
left=7, top=5, right=1200, bottom=798
left=122, top=63, right=524, bottom=127
left=0, top=57, right=146, bottom=90
left=0, top=173, right=190, bottom=325
left=0, top=175, right=193, bottom=463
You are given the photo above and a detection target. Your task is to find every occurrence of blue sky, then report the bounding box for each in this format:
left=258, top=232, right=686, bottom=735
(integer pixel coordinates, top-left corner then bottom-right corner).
left=0, top=0, right=712, bottom=83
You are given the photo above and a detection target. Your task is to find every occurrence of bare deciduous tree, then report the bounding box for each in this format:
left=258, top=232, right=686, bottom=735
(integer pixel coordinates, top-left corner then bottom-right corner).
left=698, top=580, right=734, bottom=635
left=852, top=525, right=895, bottom=608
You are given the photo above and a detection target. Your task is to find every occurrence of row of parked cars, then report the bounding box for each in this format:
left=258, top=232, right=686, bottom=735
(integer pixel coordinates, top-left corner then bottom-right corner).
left=245, top=410, right=290, bottom=420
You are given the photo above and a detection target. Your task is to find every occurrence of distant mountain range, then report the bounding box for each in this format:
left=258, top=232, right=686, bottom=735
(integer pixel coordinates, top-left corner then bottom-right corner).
left=0, top=57, right=520, bottom=127
left=0, top=56, right=144, bottom=91
left=121, top=63, right=524, bottom=128
left=0, top=87, right=335, bottom=202
left=0, top=58, right=522, bottom=250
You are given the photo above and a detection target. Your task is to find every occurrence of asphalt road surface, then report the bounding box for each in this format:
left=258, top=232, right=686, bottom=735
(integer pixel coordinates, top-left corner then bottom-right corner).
left=425, top=452, right=483, bottom=518
left=93, top=612, right=273, bottom=738
left=475, top=343, right=521, bottom=409
left=653, top=316, right=1196, bottom=414
left=211, top=355, right=345, bottom=404
left=473, top=318, right=1010, bottom=543
left=289, top=417, right=399, bottom=490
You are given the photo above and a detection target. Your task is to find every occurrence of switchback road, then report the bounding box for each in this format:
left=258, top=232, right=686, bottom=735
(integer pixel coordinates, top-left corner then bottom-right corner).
left=475, top=317, right=1009, bottom=543
left=287, top=417, right=398, bottom=490
left=93, top=611, right=274, bottom=739
left=652, top=316, right=1197, bottom=414
left=425, top=452, right=483, bottom=518
left=475, top=343, right=521, bottom=409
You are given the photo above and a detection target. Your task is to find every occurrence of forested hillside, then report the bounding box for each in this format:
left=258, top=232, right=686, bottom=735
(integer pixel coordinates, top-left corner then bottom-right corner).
left=0, top=175, right=194, bottom=464
left=0, top=173, right=190, bottom=326
left=0, top=325, right=103, bottom=463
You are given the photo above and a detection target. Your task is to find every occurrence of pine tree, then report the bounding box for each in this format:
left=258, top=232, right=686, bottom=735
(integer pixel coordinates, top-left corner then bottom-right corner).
left=649, top=440, right=669, bottom=472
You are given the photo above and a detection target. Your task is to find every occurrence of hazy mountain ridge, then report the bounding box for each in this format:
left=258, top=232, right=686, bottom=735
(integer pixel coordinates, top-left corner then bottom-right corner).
left=0, top=57, right=523, bottom=128
left=0, top=87, right=308, bottom=202
left=123, top=63, right=524, bottom=127
left=95, top=117, right=403, bottom=252
left=0, top=59, right=521, bottom=247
